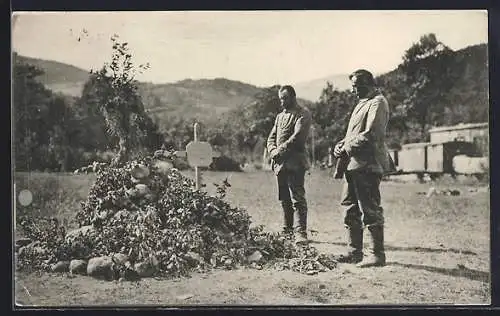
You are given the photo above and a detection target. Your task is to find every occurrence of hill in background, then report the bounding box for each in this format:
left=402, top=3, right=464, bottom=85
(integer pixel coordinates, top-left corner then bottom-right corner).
left=13, top=53, right=91, bottom=97
left=138, top=78, right=263, bottom=122
left=294, top=73, right=352, bottom=101
left=12, top=42, right=488, bottom=173
left=13, top=53, right=265, bottom=122
left=12, top=53, right=307, bottom=123
left=13, top=43, right=488, bottom=127
left=13, top=52, right=353, bottom=104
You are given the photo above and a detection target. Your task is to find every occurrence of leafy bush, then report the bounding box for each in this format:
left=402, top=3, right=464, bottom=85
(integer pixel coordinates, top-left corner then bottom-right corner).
left=209, top=155, right=243, bottom=172
left=16, top=152, right=336, bottom=278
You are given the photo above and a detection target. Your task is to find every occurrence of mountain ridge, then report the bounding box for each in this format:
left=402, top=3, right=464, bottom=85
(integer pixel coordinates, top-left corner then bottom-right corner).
left=294, top=73, right=352, bottom=101
left=13, top=43, right=487, bottom=124
left=12, top=52, right=314, bottom=122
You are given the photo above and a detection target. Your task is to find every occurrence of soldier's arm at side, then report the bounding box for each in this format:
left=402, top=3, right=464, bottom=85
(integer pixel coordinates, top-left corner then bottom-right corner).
left=266, top=116, right=279, bottom=158
left=343, top=97, right=388, bottom=157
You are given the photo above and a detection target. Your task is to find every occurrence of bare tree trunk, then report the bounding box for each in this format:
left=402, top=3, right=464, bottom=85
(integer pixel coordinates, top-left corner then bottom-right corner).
left=112, top=136, right=128, bottom=167
left=420, top=110, right=428, bottom=142
left=60, top=130, right=70, bottom=172
left=60, top=148, right=69, bottom=172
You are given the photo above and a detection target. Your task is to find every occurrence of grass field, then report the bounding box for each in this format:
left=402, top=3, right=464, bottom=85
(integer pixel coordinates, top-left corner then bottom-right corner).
left=13, top=169, right=490, bottom=306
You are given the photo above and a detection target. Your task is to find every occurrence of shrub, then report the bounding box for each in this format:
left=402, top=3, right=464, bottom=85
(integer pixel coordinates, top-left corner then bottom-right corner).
left=209, top=155, right=243, bottom=172
left=16, top=152, right=337, bottom=278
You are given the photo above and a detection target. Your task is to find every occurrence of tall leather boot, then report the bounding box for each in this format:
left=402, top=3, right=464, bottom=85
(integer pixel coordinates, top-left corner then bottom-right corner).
left=281, top=200, right=294, bottom=236
left=356, top=225, right=386, bottom=267
left=294, top=203, right=308, bottom=244
left=336, top=225, right=363, bottom=263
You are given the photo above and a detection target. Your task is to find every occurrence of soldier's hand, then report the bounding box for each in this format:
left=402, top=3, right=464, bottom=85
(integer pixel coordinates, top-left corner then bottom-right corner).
left=269, top=149, right=280, bottom=160
left=333, top=143, right=344, bottom=158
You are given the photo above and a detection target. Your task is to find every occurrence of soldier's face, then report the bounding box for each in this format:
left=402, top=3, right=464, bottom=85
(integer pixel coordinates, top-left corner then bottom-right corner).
left=279, top=90, right=293, bottom=109
left=350, top=76, right=369, bottom=98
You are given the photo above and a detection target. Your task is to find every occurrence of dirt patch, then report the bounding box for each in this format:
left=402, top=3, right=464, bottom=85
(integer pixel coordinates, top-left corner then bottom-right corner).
left=278, top=279, right=338, bottom=304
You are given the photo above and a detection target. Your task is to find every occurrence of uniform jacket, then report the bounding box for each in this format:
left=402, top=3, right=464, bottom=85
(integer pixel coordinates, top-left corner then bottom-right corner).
left=266, top=105, right=312, bottom=175
left=334, top=91, right=396, bottom=177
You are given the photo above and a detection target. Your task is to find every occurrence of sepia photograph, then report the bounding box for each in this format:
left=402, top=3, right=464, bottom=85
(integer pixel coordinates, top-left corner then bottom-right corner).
left=12, top=10, right=490, bottom=306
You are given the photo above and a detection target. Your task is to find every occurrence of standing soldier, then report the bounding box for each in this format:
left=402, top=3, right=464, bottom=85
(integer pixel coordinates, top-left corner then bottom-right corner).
left=333, top=69, right=396, bottom=267
left=267, top=85, right=312, bottom=244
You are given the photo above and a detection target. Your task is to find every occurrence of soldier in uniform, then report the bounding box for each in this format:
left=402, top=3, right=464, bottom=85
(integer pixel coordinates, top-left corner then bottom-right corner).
left=267, top=85, right=312, bottom=244
left=333, top=69, right=396, bottom=267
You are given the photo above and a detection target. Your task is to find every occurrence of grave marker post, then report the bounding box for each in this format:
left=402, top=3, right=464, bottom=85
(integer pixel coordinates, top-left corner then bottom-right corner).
left=186, top=123, right=213, bottom=190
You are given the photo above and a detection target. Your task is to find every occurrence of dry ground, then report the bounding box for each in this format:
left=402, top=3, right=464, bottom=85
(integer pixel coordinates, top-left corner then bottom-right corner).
left=13, top=169, right=490, bottom=306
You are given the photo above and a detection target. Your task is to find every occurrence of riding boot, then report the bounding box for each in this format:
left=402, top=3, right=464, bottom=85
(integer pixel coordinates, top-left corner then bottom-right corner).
left=294, top=203, right=308, bottom=244
left=336, top=225, right=363, bottom=263
left=356, top=225, right=386, bottom=267
left=281, top=200, right=294, bottom=236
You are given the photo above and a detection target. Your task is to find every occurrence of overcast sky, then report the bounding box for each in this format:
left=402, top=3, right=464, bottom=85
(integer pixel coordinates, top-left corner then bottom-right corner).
left=12, top=10, right=488, bottom=87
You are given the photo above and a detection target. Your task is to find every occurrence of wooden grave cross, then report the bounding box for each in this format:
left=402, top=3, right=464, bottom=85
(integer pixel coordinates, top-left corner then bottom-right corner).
left=185, top=122, right=214, bottom=190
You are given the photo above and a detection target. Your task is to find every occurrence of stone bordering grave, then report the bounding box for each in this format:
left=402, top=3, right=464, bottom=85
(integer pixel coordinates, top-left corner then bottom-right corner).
left=16, top=151, right=337, bottom=281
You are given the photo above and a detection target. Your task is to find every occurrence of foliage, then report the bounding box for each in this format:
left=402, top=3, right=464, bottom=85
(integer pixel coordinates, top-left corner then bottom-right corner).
left=12, top=60, right=85, bottom=172
left=13, top=35, right=489, bottom=171
left=177, top=85, right=284, bottom=165
left=245, top=85, right=283, bottom=140
left=400, top=33, right=456, bottom=140
left=13, top=40, right=164, bottom=172
left=16, top=217, right=67, bottom=271
left=155, top=35, right=486, bottom=163
left=378, top=41, right=488, bottom=147
left=16, top=154, right=337, bottom=278
left=209, top=156, right=243, bottom=172
left=80, top=35, right=163, bottom=166
left=308, top=82, right=355, bottom=161
left=157, top=116, right=197, bottom=150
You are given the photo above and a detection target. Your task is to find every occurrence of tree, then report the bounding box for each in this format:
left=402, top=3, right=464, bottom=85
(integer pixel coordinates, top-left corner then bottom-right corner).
left=401, top=33, right=455, bottom=140
left=309, top=82, right=355, bottom=162
left=206, top=85, right=283, bottom=162
left=246, top=85, right=282, bottom=140
left=13, top=60, right=79, bottom=171
left=79, top=35, right=162, bottom=166
left=376, top=70, right=411, bottom=147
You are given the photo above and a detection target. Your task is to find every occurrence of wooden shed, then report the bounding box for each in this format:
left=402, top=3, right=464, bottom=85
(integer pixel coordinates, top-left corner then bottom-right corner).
left=428, top=122, right=489, bottom=155
left=426, top=141, right=480, bottom=174
left=398, top=142, right=429, bottom=173
left=453, top=155, right=489, bottom=175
